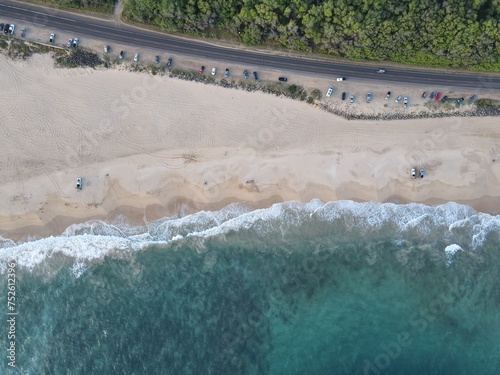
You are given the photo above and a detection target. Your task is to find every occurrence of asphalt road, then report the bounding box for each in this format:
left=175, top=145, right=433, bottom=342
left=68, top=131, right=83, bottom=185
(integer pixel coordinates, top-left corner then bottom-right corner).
left=2, top=0, right=500, bottom=91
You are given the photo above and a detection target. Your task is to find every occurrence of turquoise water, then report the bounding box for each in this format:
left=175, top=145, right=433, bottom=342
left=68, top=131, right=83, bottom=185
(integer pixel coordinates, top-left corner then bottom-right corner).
left=1, top=200, right=499, bottom=374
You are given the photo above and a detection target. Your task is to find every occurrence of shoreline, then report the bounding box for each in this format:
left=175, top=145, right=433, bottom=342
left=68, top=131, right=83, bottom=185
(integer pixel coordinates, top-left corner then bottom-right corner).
left=1, top=53, right=500, bottom=242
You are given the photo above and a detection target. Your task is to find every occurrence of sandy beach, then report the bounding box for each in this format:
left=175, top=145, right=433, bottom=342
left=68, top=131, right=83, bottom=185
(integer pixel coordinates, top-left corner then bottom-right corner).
left=1, top=53, right=500, bottom=240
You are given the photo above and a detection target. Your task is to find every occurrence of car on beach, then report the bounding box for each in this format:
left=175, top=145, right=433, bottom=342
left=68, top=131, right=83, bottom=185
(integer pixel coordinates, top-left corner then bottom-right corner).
left=67, top=38, right=73, bottom=47
left=350, top=95, right=355, bottom=104
left=211, top=67, right=216, bottom=75
left=76, top=177, right=82, bottom=190
left=342, top=92, right=346, bottom=100
left=72, top=38, right=79, bottom=47
left=243, top=70, right=249, bottom=79
left=21, top=28, right=26, bottom=37
left=134, top=53, right=139, bottom=62
left=337, top=77, right=345, bottom=81
left=456, top=97, right=464, bottom=104
left=167, top=58, right=172, bottom=67
left=119, top=51, right=124, bottom=59
left=225, top=69, right=229, bottom=78
left=326, top=86, right=334, bottom=97
left=3, top=25, right=10, bottom=34
left=366, top=92, right=372, bottom=103
left=429, top=92, right=437, bottom=100
left=0, top=24, right=4, bottom=32
left=434, top=92, right=442, bottom=101
left=419, top=169, right=425, bottom=178
left=253, top=71, right=258, bottom=80
left=403, top=97, right=408, bottom=108
left=155, top=56, right=160, bottom=64
left=104, top=45, right=109, bottom=53
left=199, top=66, right=205, bottom=73
left=440, top=95, right=448, bottom=103
left=411, top=168, right=416, bottom=179
left=421, top=92, right=427, bottom=99
left=385, top=91, right=391, bottom=100
left=50, top=33, right=55, bottom=43
left=468, top=95, right=477, bottom=101
left=8, top=24, right=15, bottom=34
left=278, top=76, right=287, bottom=82
left=395, top=95, right=402, bottom=103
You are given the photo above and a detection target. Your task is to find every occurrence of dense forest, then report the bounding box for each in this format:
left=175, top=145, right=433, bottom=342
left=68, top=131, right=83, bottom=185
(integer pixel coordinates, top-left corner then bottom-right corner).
left=30, top=0, right=115, bottom=13
left=121, top=0, right=500, bottom=70
left=23, top=0, right=500, bottom=70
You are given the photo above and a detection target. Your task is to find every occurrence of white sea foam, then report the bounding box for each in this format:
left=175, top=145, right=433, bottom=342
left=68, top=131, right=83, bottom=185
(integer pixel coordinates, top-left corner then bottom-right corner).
left=445, top=244, right=464, bottom=266
left=0, top=200, right=499, bottom=272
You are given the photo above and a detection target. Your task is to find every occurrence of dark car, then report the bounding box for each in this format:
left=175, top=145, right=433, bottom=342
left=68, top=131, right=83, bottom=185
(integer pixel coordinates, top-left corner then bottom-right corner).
left=119, top=51, right=124, bottom=59
left=224, top=68, right=229, bottom=78
left=21, top=28, right=26, bottom=37
left=440, top=95, right=448, bottom=103
left=342, top=92, right=346, bottom=101
left=4, top=24, right=10, bottom=34
left=155, top=56, right=160, bottom=64
left=253, top=71, right=258, bottom=80
left=456, top=97, right=464, bottom=104
left=468, top=95, right=477, bottom=101
left=434, top=92, right=442, bottom=101
left=167, top=58, right=172, bottom=67
left=278, top=77, right=287, bottom=82
left=429, top=92, right=436, bottom=100
left=421, top=92, right=427, bottom=99
left=199, top=66, right=205, bottom=73
left=0, top=24, right=4, bottom=32
left=243, top=70, right=249, bottom=79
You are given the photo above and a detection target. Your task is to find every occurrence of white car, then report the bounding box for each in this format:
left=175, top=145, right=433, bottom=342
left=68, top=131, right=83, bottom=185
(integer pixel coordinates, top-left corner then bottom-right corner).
left=403, top=97, right=408, bottom=108
left=349, top=95, right=355, bottom=104
left=326, top=86, right=334, bottom=97
left=104, top=45, right=109, bottom=53
left=8, top=24, right=15, bottom=34
left=376, top=69, right=386, bottom=73
left=67, top=38, right=72, bottom=48
left=134, top=53, right=139, bottom=62
left=411, top=168, right=416, bottom=179
left=49, top=33, right=55, bottom=43
left=395, top=95, right=402, bottom=103
left=76, top=177, right=82, bottom=190
left=212, top=67, right=216, bottom=75
left=336, top=77, right=345, bottom=81
left=72, top=38, right=79, bottom=47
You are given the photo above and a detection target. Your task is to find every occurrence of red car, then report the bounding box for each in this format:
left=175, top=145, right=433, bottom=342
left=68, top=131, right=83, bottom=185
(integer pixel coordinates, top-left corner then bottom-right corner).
left=199, top=66, right=205, bottom=73
left=434, top=92, right=442, bottom=101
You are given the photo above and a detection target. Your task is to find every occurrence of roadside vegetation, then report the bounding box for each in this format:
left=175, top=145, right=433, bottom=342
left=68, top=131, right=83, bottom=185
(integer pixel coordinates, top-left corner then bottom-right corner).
left=24, top=0, right=115, bottom=13
left=121, top=0, right=500, bottom=71
left=0, top=34, right=61, bottom=59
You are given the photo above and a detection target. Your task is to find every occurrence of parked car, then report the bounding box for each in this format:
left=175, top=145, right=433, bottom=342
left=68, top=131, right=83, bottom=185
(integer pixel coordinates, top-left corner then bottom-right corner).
left=456, top=97, right=464, bottom=104
left=350, top=95, right=355, bottom=104
left=104, top=45, right=109, bottom=53
left=155, top=56, right=160, bottom=64
left=429, top=92, right=437, bottom=100
left=119, top=51, right=124, bottom=59
left=3, top=24, right=10, bottom=34
left=440, top=95, right=448, bottom=103
left=468, top=95, right=477, bottom=101
left=0, top=24, right=4, bottom=32
left=76, top=177, right=82, bottom=190
left=385, top=91, right=391, bottom=100
left=49, top=33, right=55, bottom=43
left=434, top=92, right=442, bottom=101
left=342, top=92, right=346, bottom=101
left=419, top=168, right=425, bottom=178
left=337, top=77, right=345, bottom=81
left=395, top=95, right=402, bottom=103
left=253, top=71, right=258, bottom=80
left=67, top=38, right=73, bottom=48
left=278, top=76, right=288, bottom=82
left=225, top=68, right=229, bottom=78
left=366, top=92, right=372, bottom=103
left=411, top=168, right=416, bottom=179
left=326, top=86, right=334, bottom=98
left=376, top=69, right=385, bottom=73
left=211, top=67, right=216, bottom=75
left=421, top=92, right=427, bottom=99
left=72, top=38, right=79, bottom=47
left=243, top=69, right=249, bottom=79
left=199, top=66, right=205, bottom=73
left=134, top=53, right=139, bottom=62
left=21, top=28, right=26, bottom=37
left=8, top=24, right=15, bottom=34
left=403, top=97, right=408, bottom=108
left=167, top=58, right=172, bottom=67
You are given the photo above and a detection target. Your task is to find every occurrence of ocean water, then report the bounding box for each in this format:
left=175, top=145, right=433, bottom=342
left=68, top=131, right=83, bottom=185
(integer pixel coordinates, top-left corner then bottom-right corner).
left=1, top=200, right=500, bottom=375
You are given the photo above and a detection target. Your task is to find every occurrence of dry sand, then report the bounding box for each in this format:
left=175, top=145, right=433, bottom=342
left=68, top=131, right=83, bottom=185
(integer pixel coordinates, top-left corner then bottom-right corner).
left=1, top=53, right=500, bottom=239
